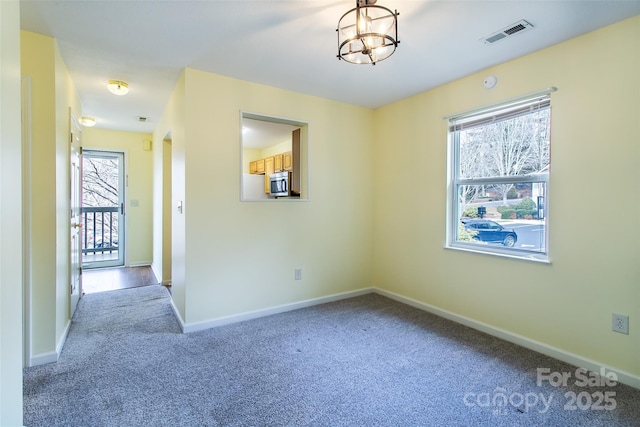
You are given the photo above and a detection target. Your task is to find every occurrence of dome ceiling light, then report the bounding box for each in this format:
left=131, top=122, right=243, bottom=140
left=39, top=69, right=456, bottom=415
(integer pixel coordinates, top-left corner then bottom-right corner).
left=79, top=116, right=96, bottom=127
left=107, top=80, right=129, bottom=96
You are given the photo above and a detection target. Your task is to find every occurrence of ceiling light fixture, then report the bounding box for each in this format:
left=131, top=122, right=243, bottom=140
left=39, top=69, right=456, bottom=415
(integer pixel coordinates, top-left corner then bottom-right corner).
left=337, top=0, right=399, bottom=65
left=79, top=116, right=96, bottom=127
left=107, top=80, right=129, bottom=96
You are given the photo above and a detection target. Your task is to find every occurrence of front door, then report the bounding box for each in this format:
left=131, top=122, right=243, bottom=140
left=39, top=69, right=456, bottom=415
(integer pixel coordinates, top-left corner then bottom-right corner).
left=81, top=150, right=125, bottom=269
left=70, top=114, right=82, bottom=315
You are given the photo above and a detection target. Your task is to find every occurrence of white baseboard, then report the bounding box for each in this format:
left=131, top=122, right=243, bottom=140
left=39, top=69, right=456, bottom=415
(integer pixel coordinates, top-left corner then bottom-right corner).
left=374, top=288, right=640, bottom=390
left=150, top=263, right=162, bottom=285
left=56, top=319, right=71, bottom=356
left=29, top=319, right=71, bottom=367
left=127, top=262, right=152, bottom=268
left=165, top=285, right=639, bottom=389
left=181, top=288, right=373, bottom=334
left=170, top=298, right=186, bottom=332
left=30, top=351, right=58, bottom=366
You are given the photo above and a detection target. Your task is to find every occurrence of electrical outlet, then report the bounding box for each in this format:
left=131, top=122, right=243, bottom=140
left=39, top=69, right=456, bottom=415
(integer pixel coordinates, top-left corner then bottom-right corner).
left=294, top=269, right=302, bottom=280
left=612, top=313, right=629, bottom=335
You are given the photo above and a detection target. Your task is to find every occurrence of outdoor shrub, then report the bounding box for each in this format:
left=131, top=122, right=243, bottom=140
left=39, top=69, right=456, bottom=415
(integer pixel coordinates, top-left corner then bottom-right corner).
left=517, top=209, right=537, bottom=218
left=462, top=206, right=478, bottom=218
left=514, top=197, right=537, bottom=218
left=516, top=197, right=536, bottom=211
left=501, top=208, right=516, bottom=219
left=507, top=187, right=518, bottom=199
left=458, top=222, right=478, bottom=241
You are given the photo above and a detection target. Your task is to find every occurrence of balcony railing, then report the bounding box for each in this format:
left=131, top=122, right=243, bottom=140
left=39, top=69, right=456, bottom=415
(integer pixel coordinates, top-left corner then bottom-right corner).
left=82, top=206, right=119, bottom=255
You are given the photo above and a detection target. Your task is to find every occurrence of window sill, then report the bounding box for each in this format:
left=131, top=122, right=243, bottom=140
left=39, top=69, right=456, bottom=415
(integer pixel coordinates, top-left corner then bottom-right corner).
left=445, top=243, right=550, bottom=264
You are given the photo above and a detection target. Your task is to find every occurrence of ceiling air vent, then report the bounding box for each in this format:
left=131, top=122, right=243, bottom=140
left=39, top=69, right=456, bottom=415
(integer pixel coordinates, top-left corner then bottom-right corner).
left=481, top=20, right=534, bottom=45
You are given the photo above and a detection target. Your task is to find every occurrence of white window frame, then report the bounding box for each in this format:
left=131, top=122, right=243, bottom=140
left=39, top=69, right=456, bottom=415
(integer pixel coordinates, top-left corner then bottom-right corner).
left=445, top=88, right=556, bottom=263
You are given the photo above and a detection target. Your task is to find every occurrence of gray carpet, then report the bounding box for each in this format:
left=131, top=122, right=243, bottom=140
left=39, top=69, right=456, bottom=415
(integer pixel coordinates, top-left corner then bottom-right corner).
left=24, top=285, right=640, bottom=426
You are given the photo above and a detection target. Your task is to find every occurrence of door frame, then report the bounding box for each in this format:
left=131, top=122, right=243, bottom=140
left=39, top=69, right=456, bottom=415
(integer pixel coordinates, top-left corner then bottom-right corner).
left=69, top=113, right=82, bottom=316
left=21, top=76, right=33, bottom=366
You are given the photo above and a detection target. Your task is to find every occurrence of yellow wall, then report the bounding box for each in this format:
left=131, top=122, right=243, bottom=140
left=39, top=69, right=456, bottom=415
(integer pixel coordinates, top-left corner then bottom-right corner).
left=21, top=30, right=82, bottom=364
left=261, top=139, right=292, bottom=158
left=21, top=31, right=58, bottom=358
left=372, top=16, right=640, bottom=379
left=83, top=128, right=154, bottom=266
left=171, top=68, right=375, bottom=324
left=242, top=147, right=261, bottom=174
left=54, top=40, right=82, bottom=347
left=1, top=1, right=24, bottom=424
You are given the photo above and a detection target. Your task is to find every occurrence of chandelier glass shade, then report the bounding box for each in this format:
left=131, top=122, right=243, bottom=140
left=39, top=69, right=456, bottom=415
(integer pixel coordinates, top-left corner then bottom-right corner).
left=337, top=0, right=399, bottom=65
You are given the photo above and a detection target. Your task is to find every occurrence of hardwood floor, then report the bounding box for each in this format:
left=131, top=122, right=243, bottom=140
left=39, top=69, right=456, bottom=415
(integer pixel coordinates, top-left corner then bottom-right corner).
left=82, top=266, right=159, bottom=294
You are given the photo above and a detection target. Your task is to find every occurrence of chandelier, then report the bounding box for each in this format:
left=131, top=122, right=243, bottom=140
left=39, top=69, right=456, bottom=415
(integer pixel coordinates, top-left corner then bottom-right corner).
left=337, top=0, right=399, bottom=65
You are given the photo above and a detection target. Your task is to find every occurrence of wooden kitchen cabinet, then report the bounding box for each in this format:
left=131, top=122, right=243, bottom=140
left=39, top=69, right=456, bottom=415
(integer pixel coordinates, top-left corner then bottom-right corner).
left=249, top=150, right=289, bottom=178
left=264, top=156, right=275, bottom=193
left=273, top=154, right=283, bottom=172
left=283, top=151, right=292, bottom=171
left=256, top=158, right=265, bottom=174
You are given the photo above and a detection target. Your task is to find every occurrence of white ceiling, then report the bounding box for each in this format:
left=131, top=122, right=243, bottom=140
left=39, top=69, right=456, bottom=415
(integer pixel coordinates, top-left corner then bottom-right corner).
left=20, top=1, right=640, bottom=134
left=242, top=118, right=300, bottom=149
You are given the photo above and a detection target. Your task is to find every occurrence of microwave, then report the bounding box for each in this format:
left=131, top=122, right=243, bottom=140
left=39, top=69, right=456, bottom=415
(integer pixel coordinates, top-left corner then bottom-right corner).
left=269, top=171, right=291, bottom=197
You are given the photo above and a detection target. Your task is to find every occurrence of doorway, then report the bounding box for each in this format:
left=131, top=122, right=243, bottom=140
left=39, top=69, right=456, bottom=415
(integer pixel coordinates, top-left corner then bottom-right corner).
left=162, top=137, right=172, bottom=286
left=81, top=150, right=125, bottom=269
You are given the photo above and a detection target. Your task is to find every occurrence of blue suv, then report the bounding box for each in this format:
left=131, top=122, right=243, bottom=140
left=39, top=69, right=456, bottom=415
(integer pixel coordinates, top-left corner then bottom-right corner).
left=461, top=219, right=517, bottom=247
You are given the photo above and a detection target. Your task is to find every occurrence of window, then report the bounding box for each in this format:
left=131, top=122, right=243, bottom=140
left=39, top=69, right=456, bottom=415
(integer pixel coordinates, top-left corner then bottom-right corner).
left=240, top=112, right=309, bottom=201
left=447, top=90, right=554, bottom=261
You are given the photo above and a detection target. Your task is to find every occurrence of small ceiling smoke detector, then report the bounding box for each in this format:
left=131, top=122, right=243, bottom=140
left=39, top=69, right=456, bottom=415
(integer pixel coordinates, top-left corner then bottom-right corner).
left=137, top=116, right=147, bottom=123
left=483, top=75, right=498, bottom=89
left=481, top=20, right=534, bottom=45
